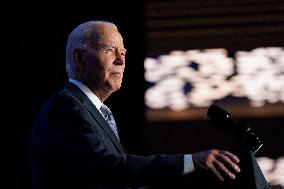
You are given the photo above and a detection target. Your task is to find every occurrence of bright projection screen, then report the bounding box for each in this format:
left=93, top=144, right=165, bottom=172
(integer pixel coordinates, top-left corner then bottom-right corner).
left=145, top=47, right=284, bottom=121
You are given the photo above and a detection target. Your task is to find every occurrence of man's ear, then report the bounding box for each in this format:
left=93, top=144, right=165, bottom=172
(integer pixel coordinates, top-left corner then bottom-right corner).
left=73, top=48, right=84, bottom=69
left=73, top=48, right=82, bottom=63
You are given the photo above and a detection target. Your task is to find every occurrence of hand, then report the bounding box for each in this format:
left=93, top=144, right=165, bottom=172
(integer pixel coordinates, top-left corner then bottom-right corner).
left=192, top=149, right=241, bottom=181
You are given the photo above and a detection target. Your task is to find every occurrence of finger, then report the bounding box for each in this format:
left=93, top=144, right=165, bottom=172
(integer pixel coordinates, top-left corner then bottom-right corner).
left=223, top=151, right=240, bottom=163
left=210, top=165, right=225, bottom=181
left=214, top=160, right=236, bottom=180
left=218, top=154, right=241, bottom=173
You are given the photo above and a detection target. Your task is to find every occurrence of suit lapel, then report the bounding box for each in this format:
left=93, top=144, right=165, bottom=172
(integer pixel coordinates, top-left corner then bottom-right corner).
left=65, top=82, right=126, bottom=153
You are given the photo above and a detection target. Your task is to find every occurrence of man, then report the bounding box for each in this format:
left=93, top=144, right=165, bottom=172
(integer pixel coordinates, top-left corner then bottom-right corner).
left=29, top=20, right=240, bottom=189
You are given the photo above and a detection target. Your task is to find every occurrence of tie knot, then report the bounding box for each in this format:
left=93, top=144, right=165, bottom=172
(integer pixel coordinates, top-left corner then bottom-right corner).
left=100, top=104, right=112, bottom=119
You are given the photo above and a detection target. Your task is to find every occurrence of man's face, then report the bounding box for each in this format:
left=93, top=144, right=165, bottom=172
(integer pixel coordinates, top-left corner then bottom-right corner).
left=82, top=25, right=126, bottom=94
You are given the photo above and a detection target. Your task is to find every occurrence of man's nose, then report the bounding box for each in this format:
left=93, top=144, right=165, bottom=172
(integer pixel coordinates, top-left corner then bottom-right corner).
left=114, top=51, right=125, bottom=65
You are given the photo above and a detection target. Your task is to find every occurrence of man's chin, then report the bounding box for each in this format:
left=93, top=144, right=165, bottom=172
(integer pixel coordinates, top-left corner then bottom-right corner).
left=109, top=82, right=122, bottom=92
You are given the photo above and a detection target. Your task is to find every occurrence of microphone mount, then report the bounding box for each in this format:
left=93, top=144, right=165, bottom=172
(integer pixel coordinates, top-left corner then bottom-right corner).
left=207, top=104, right=263, bottom=155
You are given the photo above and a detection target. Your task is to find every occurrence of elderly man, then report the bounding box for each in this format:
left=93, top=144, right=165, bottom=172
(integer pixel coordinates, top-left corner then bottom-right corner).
left=29, top=20, right=240, bottom=189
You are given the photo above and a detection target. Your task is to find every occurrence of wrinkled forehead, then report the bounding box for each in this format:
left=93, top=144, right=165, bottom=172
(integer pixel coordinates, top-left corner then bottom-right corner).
left=93, top=25, right=125, bottom=48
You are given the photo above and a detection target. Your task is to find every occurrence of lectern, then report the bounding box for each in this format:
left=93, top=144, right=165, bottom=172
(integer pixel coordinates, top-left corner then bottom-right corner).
left=202, top=104, right=270, bottom=189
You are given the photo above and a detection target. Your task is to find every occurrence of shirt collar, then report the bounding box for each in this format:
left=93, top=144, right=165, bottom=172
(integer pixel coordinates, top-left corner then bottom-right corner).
left=69, top=78, right=103, bottom=112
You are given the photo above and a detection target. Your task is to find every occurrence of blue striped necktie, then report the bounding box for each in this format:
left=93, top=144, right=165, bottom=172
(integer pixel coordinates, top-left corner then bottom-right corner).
left=100, top=104, right=120, bottom=141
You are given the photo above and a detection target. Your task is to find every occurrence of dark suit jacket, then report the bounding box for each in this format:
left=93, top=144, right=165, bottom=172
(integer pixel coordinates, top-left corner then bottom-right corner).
left=29, top=82, right=184, bottom=189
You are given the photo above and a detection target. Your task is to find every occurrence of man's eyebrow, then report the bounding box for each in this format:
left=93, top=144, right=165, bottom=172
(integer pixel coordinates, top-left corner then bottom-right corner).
left=106, top=44, right=127, bottom=53
left=105, top=44, right=116, bottom=48
left=97, top=43, right=127, bottom=54
left=122, top=48, right=127, bottom=53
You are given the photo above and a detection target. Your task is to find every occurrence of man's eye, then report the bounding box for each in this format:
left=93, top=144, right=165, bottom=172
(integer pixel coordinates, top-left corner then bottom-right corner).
left=105, top=47, right=115, bottom=53
left=121, top=52, right=126, bottom=58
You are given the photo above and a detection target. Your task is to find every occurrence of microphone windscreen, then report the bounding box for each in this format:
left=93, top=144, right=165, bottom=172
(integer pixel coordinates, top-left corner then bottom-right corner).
left=207, top=104, right=230, bottom=120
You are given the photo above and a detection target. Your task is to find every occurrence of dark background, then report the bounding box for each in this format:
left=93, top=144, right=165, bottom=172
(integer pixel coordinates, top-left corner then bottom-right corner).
left=12, top=1, right=145, bottom=188
left=11, top=0, right=284, bottom=188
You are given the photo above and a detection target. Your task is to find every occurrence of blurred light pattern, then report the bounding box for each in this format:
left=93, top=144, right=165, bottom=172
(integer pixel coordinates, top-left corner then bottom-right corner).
left=145, top=47, right=284, bottom=110
left=257, top=156, right=284, bottom=188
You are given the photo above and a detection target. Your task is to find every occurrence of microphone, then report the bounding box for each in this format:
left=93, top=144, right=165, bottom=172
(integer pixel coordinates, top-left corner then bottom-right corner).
left=207, top=104, right=263, bottom=154
left=207, top=104, right=247, bottom=133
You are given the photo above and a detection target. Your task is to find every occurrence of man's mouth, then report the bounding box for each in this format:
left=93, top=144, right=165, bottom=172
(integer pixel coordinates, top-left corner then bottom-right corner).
left=110, top=72, right=122, bottom=77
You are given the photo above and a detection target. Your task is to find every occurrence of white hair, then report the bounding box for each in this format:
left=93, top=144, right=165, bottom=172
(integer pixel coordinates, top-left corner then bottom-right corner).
left=65, top=20, right=117, bottom=78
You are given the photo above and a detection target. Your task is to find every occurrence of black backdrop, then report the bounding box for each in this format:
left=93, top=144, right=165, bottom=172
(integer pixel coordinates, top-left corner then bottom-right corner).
left=12, top=1, right=145, bottom=188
